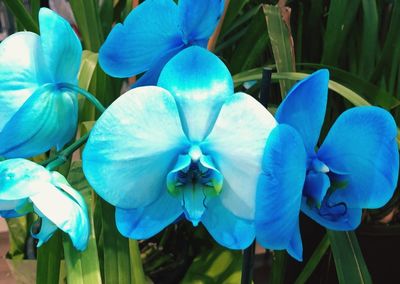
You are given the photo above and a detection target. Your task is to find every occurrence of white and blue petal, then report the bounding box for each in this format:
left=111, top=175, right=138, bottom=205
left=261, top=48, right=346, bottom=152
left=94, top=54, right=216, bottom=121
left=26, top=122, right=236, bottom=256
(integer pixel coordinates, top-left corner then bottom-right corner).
left=202, top=92, right=276, bottom=220
left=99, top=0, right=182, bottom=78
left=0, top=32, right=43, bottom=131
left=83, top=86, right=189, bottom=209
left=158, top=46, right=234, bottom=142
left=275, top=70, right=329, bottom=156
left=30, top=180, right=89, bottom=251
left=38, top=8, right=82, bottom=84
left=318, top=106, right=399, bottom=209
left=0, top=85, right=78, bottom=158
left=0, top=159, right=51, bottom=200
left=255, top=124, right=306, bottom=261
left=178, top=0, right=224, bottom=44
left=202, top=194, right=255, bottom=249
left=115, top=190, right=182, bottom=240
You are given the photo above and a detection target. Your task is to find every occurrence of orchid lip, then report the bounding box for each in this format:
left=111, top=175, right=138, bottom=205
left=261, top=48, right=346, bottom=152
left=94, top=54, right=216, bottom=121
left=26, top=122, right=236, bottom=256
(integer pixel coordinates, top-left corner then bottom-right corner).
left=167, top=145, right=223, bottom=225
left=311, top=158, right=329, bottom=173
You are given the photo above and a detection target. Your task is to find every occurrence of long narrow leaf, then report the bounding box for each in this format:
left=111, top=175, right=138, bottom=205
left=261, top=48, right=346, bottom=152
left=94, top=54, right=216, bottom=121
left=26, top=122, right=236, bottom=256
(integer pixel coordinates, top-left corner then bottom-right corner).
left=78, top=50, right=99, bottom=122
left=230, top=7, right=268, bottom=73
left=327, top=230, right=372, bottom=284
left=264, top=4, right=296, bottom=97
left=2, top=0, right=39, bottom=33
left=294, top=234, right=330, bottom=284
left=233, top=70, right=371, bottom=106
left=321, top=0, right=361, bottom=65
left=100, top=200, right=134, bottom=284
left=36, top=231, right=62, bottom=284
left=63, top=161, right=102, bottom=284
left=69, top=0, right=104, bottom=51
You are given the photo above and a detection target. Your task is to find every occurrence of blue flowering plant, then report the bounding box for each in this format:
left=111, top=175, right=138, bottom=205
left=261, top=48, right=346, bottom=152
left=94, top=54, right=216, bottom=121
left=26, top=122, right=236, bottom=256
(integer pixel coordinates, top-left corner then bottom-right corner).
left=99, top=0, right=225, bottom=86
left=0, top=159, right=89, bottom=250
left=0, top=0, right=399, bottom=283
left=255, top=70, right=399, bottom=261
left=83, top=46, right=298, bottom=250
left=0, top=8, right=102, bottom=254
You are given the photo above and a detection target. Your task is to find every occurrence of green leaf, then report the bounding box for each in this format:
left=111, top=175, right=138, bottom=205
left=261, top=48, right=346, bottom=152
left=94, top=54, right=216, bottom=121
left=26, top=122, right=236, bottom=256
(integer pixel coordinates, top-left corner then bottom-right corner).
left=98, top=199, right=146, bottom=284
left=358, top=0, right=378, bottom=78
left=321, top=0, right=361, bottom=65
left=220, top=0, right=250, bottom=35
left=269, top=250, right=287, bottom=284
left=29, top=0, right=40, bottom=24
left=69, top=0, right=104, bottom=52
left=370, top=1, right=400, bottom=83
left=6, top=217, right=29, bottom=260
left=78, top=51, right=99, bottom=122
left=36, top=231, right=62, bottom=284
left=217, top=5, right=261, bottom=53
left=99, top=0, right=114, bottom=36
left=2, top=0, right=39, bottom=33
left=294, top=234, right=330, bottom=284
left=230, top=7, right=269, bottom=73
left=129, top=239, right=147, bottom=284
left=264, top=4, right=296, bottom=97
left=62, top=161, right=102, bottom=284
left=327, top=230, right=372, bottom=284
left=181, top=246, right=243, bottom=283
left=233, top=70, right=371, bottom=107
left=296, top=63, right=400, bottom=109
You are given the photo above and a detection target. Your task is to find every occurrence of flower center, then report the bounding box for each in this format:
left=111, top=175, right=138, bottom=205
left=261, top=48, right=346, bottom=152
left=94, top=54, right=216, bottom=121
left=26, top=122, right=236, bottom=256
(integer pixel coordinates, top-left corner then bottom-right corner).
left=310, top=158, right=329, bottom=174
left=167, top=145, right=223, bottom=226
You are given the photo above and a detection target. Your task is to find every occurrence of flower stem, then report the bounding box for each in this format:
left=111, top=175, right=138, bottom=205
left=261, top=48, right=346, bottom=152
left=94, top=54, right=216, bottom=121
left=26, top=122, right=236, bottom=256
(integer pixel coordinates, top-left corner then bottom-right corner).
left=58, top=83, right=106, bottom=113
left=43, top=84, right=105, bottom=170
left=44, top=132, right=90, bottom=170
left=241, top=241, right=256, bottom=284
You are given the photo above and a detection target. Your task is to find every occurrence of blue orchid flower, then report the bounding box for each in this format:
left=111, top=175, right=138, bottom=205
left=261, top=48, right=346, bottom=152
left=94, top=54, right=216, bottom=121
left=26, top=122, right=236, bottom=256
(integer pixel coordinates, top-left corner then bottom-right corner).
left=83, top=46, right=281, bottom=249
left=255, top=70, right=399, bottom=261
left=99, top=0, right=225, bottom=87
left=0, top=159, right=89, bottom=251
left=0, top=8, right=81, bottom=158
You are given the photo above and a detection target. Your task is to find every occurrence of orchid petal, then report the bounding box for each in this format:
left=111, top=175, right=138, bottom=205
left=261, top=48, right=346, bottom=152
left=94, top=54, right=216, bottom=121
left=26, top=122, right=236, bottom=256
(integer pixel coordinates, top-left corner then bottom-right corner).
left=203, top=93, right=276, bottom=219
left=132, top=45, right=184, bottom=87
left=31, top=216, right=58, bottom=247
left=0, top=85, right=78, bottom=158
left=318, top=106, right=399, bottom=208
left=158, top=46, right=233, bottom=142
left=0, top=159, right=51, bottom=200
left=30, top=183, right=89, bottom=251
left=303, top=172, right=330, bottom=205
left=39, top=8, right=81, bottom=84
left=287, top=223, right=303, bottom=261
left=0, top=32, right=42, bottom=131
left=178, top=0, right=224, bottom=43
left=83, top=86, right=188, bottom=208
left=255, top=124, right=306, bottom=261
left=301, top=198, right=363, bottom=230
left=0, top=199, right=31, bottom=217
left=275, top=70, right=329, bottom=155
left=115, top=191, right=182, bottom=239
left=202, top=198, right=254, bottom=249
left=99, top=0, right=182, bottom=78
left=0, top=209, right=23, bottom=218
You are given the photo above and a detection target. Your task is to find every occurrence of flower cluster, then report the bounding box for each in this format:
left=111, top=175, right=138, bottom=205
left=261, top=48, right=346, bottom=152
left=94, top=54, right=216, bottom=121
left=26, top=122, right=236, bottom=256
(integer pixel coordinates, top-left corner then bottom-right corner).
left=0, top=2, right=398, bottom=261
